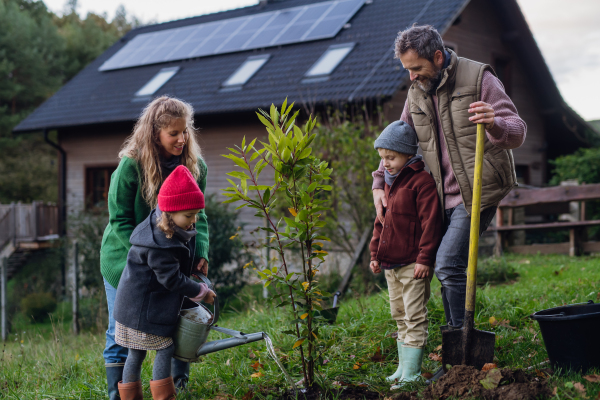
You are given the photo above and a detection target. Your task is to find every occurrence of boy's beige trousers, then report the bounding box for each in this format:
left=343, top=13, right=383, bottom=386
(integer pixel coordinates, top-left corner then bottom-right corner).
left=384, top=262, right=432, bottom=348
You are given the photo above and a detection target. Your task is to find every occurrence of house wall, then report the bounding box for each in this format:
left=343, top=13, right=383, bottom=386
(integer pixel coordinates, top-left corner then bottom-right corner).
left=384, top=0, right=547, bottom=187
left=59, top=120, right=273, bottom=230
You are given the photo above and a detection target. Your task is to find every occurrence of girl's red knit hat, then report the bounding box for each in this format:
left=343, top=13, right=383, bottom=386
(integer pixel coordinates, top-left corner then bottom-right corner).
left=158, top=165, right=205, bottom=212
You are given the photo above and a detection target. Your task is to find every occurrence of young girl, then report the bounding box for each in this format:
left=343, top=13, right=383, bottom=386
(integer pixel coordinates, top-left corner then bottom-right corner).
left=114, top=165, right=216, bottom=400
left=100, top=96, right=210, bottom=399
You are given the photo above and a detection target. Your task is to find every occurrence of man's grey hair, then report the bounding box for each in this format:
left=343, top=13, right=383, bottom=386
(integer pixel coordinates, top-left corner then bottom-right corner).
left=394, top=24, right=444, bottom=62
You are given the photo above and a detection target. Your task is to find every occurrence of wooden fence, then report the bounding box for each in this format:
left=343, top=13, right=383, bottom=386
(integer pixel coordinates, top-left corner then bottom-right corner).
left=0, top=202, right=60, bottom=250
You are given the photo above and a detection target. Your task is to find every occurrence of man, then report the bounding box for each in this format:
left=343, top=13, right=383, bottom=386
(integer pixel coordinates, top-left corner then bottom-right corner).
left=372, top=24, right=526, bottom=383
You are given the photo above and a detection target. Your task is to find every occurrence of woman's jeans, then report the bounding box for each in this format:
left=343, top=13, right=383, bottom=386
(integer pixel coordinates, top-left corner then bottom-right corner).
left=103, top=278, right=129, bottom=365
left=434, top=204, right=496, bottom=328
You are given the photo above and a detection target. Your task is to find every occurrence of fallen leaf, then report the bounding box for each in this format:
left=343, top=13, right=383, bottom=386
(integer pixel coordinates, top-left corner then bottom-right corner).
left=597, top=292, right=600, bottom=300
left=371, top=347, right=385, bottom=363
left=242, top=391, right=254, bottom=400
left=584, top=374, right=600, bottom=383
left=552, top=386, right=557, bottom=396
left=429, top=353, right=442, bottom=362
left=250, top=361, right=263, bottom=370
left=513, top=336, right=524, bottom=344
left=353, top=362, right=361, bottom=370
left=388, top=331, right=398, bottom=339
left=528, top=328, right=536, bottom=334
left=480, top=368, right=502, bottom=389
left=490, top=316, right=516, bottom=330
left=482, top=363, right=498, bottom=372
left=248, top=349, right=257, bottom=359
left=250, top=371, right=264, bottom=378
left=332, top=381, right=348, bottom=387
left=422, top=372, right=434, bottom=379
left=435, top=345, right=442, bottom=351
left=226, top=358, right=231, bottom=366
left=573, top=382, right=587, bottom=397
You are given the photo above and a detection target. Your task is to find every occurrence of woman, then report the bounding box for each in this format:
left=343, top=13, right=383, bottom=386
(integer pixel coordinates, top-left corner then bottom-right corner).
left=100, top=96, right=209, bottom=399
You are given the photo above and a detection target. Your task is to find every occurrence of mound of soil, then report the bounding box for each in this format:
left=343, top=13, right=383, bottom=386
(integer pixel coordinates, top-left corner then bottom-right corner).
left=390, top=365, right=551, bottom=400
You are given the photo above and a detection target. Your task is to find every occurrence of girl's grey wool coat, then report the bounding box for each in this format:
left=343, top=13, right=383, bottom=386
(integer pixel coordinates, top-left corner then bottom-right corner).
left=114, top=208, right=202, bottom=337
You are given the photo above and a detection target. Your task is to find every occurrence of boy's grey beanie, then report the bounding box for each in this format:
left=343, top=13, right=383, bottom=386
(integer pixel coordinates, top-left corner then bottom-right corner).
left=374, top=120, right=419, bottom=155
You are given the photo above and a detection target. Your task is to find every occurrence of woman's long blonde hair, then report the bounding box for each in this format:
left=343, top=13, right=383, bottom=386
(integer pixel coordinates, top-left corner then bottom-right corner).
left=119, top=96, right=203, bottom=207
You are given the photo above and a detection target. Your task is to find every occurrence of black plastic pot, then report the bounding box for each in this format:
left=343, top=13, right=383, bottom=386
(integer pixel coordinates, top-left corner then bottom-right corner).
left=530, top=300, right=600, bottom=374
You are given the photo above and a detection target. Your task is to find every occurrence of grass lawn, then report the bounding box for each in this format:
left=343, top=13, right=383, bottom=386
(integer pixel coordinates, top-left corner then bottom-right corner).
left=1, top=254, right=599, bottom=399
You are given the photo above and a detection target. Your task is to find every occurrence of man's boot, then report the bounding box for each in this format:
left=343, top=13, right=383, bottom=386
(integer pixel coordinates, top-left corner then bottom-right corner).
left=150, top=376, right=177, bottom=400
left=171, top=358, right=189, bottom=393
left=386, top=341, right=404, bottom=382
left=391, top=346, right=424, bottom=389
left=106, top=363, right=125, bottom=400
left=117, top=380, right=143, bottom=400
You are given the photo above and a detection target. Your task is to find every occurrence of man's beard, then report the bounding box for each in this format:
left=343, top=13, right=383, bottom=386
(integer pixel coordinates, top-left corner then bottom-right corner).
left=416, top=68, right=442, bottom=95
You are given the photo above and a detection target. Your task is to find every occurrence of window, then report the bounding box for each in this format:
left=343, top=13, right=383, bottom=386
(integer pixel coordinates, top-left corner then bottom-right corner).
left=222, top=55, right=270, bottom=88
left=493, top=56, right=512, bottom=96
left=85, top=166, right=117, bottom=209
left=135, top=67, right=180, bottom=97
left=305, top=43, right=355, bottom=77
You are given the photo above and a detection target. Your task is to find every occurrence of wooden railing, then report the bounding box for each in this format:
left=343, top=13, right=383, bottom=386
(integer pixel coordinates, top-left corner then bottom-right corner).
left=0, top=202, right=60, bottom=249
left=488, top=183, right=600, bottom=256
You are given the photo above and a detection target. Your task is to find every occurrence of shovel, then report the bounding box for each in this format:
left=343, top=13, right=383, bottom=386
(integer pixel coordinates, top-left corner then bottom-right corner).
left=441, top=123, right=495, bottom=372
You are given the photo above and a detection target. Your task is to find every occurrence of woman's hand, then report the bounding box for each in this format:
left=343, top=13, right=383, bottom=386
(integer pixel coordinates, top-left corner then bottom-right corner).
left=195, top=258, right=208, bottom=276
left=202, top=290, right=216, bottom=305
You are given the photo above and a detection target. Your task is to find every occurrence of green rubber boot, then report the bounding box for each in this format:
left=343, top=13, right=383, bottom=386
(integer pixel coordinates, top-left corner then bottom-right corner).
left=386, top=341, right=404, bottom=382
left=391, top=346, right=424, bottom=389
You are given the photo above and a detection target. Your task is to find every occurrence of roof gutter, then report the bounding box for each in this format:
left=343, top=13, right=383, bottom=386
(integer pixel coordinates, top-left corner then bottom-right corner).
left=43, top=129, right=67, bottom=235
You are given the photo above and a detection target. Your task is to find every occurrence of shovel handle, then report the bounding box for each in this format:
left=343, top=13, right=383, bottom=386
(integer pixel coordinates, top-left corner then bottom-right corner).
left=465, top=123, right=485, bottom=314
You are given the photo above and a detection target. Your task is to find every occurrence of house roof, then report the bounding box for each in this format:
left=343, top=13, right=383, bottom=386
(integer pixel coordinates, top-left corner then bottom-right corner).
left=14, top=0, right=469, bottom=133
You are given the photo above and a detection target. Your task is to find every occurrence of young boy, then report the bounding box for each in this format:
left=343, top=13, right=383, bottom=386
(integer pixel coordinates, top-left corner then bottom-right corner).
left=369, top=120, right=442, bottom=387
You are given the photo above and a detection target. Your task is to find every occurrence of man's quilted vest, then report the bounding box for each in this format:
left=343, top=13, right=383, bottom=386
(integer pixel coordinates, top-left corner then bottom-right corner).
left=407, top=49, right=517, bottom=213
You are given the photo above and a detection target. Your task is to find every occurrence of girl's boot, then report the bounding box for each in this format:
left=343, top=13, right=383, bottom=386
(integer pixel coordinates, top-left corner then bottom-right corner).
left=391, top=345, right=425, bottom=389
left=150, top=376, right=177, bottom=400
left=117, top=380, right=143, bottom=400
left=385, top=341, right=404, bottom=382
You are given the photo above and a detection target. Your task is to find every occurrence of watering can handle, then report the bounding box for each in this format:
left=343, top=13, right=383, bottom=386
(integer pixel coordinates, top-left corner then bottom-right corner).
left=192, top=273, right=220, bottom=326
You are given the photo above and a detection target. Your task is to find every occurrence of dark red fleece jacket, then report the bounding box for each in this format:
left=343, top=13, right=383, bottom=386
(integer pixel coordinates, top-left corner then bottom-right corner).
left=369, top=160, right=442, bottom=268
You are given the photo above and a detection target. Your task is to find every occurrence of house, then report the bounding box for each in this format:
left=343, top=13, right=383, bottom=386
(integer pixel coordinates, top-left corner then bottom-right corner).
left=13, top=0, right=598, bottom=240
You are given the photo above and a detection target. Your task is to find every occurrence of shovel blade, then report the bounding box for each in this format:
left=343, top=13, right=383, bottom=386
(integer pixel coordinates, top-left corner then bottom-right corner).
left=442, top=328, right=495, bottom=372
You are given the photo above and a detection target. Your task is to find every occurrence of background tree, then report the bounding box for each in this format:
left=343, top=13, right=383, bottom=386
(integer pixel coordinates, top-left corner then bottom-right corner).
left=0, top=0, right=139, bottom=203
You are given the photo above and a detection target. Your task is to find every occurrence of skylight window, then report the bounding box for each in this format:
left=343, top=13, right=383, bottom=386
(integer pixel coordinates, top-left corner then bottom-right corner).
left=223, top=55, right=270, bottom=87
left=305, top=43, right=355, bottom=77
left=135, top=67, right=180, bottom=96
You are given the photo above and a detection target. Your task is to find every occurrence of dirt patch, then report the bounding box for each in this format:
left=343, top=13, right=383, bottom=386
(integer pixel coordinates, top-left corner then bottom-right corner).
left=388, top=365, right=551, bottom=400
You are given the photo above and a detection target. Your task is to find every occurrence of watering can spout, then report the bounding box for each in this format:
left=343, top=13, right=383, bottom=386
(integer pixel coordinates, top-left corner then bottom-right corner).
left=196, top=330, right=265, bottom=357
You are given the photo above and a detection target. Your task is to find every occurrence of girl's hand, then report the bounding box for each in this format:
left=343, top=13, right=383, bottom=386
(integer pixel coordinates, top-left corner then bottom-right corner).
left=413, top=263, right=430, bottom=279
left=370, top=260, right=381, bottom=274
left=196, top=258, right=208, bottom=276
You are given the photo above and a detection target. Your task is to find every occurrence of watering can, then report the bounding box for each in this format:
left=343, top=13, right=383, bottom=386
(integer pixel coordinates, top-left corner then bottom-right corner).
left=173, top=275, right=265, bottom=363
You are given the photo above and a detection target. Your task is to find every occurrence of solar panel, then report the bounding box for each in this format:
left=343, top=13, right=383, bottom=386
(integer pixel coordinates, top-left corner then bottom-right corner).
left=99, top=0, right=366, bottom=71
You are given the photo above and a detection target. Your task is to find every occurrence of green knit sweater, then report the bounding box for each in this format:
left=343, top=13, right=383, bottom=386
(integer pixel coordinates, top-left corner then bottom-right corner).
left=100, top=156, right=209, bottom=289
